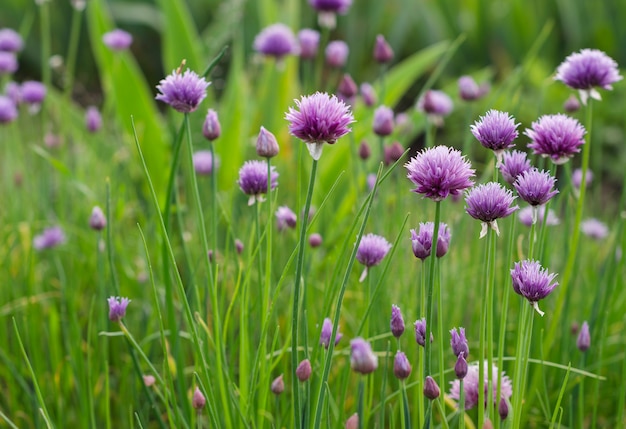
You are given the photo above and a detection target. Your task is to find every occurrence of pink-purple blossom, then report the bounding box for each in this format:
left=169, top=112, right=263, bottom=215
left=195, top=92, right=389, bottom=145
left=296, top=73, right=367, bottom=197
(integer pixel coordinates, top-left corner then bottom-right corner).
left=350, top=337, right=378, bottom=374
left=0, top=28, right=23, bottom=52
left=499, top=150, right=532, bottom=185
left=325, top=40, right=349, bottom=68
left=390, top=304, right=405, bottom=338
left=513, top=168, right=559, bottom=208
left=253, top=24, right=299, bottom=59
left=525, top=114, right=586, bottom=164
left=102, top=29, right=133, bottom=51
left=0, top=95, right=17, bottom=124
left=298, top=29, right=320, bottom=60
left=449, top=362, right=513, bottom=410
left=373, top=34, right=394, bottom=64
left=510, top=260, right=558, bottom=316
left=107, top=296, right=130, bottom=322
left=410, top=222, right=451, bottom=260
left=33, top=226, right=66, bottom=250
left=356, top=233, right=392, bottom=281
left=470, top=110, right=519, bottom=159
left=155, top=69, right=209, bottom=113
left=237, top=160, right=278, bottom=205
left=85, top=106, right=102, bottom=133
left=465, top=182, right=518, bottom=237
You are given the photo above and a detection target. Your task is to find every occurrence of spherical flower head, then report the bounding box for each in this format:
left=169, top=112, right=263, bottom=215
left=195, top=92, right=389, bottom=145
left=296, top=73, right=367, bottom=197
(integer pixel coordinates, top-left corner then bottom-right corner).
left=253, top=23, right=299, bottom=59
left=393, top=351, right=412, bottom=380
left=256, top=126, right=280, bottom=158
left=564, top=94, right=581, bottom=113
left=356, top=233, right=391, bottom=281
left=0, top=52, right=18, bottom=74
left=410, top=222, right=451, bottom=260
left=296, top=359, right=312, bottom=382
left=107, top=296, right=130, bottom=322
left=458, top=75, right=481, bottom=101
left=555, top=49, right=622, bottom=104
left=580, top=218, right=609, bottom=240
left=192, top=387, right=206, bottom=410
left=373, top=105, right=394, bottom=136
left=21, top=81, right=46, bottom=105
left=350, top=337, right=378, bottom=374
left=405, top=145, right=475, bottom=201
left=577, top=321, right=591, bottom=352
left=271, top=374, right=284, bottom=395
left=5, top=81, right=21, bottom=104
left=337, top=73, right=358, bottom=99
left=518, top=206, right=560, bottom=228
left=373, top=34, right=394, bottom=64
left=89, top=206, right=107, bottom=231
left=193, top=150, right=219, bottom=176
left=0, top=28, right=23, bottom=52
left=309, top=233, right=323, bottom=248
left=155, top=69, right=209, bottom=113
left=33, top=226, right=66, bottom=250
left=0, top=95, right=17, bottom=124
left=320, top=317, right=342, bottom=348
left=325, top=40, right=349, bottom=68
left=360, top=83, right=377, bottom=107
left=424, top=376, right=440, bottom=400
left=510, top=260, right=559, bottom=316
left=390, top=304, right=405, bottom=338
left=85, top=106, right=102, bottom=133
left=525, top=114, right=586, bottom=164
left=513, top=168, right=559, bottom=211
left=298, top=29, right=320, bottom=60
left=359, top=141, right=371, bottom=160
left=417, top=90, right=453, bottom=127
left=572, top=168, right=592, bottom=190
left=102, top=29, right=133, bottom=51
left=285, top=92, right=354, bottom=160
left=384, top=141, right=405, bottom=166
left=450, top=327, right=469, bottom=358
left=499, top=150, right=532, bottom=185
left=465, top=182, right=519, bottom=238
left=237, top=160, right=278, bottom=205
left=309, top=0, right=352, bottom=28
left=276, top=206, right=297, bottom=231
left=202, top=109, right=221, bottom=141
left=470, top=110, right=519, bottom=160
left=449, top=361, right=513, bottom=410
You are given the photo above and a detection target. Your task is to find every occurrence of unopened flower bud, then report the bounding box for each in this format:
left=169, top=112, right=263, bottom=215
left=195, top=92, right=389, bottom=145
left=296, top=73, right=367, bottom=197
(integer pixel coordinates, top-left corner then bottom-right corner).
left=454, top=352, right=468, bottom=379
left=577, top=321, right=590, bottom=352
left=202, top=109, right=221, bottom=141
left=192, top=387, right=206, bottom=410
left=393, top=351, right=412, bottom=380
left=256, top=126, right=279, bottom=158
left=89, top=206, right=107, bottom=231
left=358, top=141, right=371, bottom=160
left=499, top=397, right=509, bottom=420
left=423, top=376, right=440, bottom=400
left=373, top=34, right=394, bottom=64
left=271, top=374, right=284, bottom=395
left=390, top=304, right=405, bottom=337
left=296, top=359, right=312, bottom=382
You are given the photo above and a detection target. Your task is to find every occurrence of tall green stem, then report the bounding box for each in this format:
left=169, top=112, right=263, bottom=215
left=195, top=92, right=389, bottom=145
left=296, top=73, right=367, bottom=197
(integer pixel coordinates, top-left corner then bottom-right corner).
left=511, top=303, right=534, bottom=428
left=63, top=5, right=83, bottom=100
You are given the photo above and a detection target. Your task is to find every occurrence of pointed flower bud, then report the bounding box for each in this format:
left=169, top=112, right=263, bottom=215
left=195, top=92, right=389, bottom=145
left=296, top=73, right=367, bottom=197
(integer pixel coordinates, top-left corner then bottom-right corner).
left=89, top=206, right=107, bottom=231
left=373, top=34, right=394, bottom=64
left=358, top=141, right=371, bottom=160
left=577, top=321, right=590, bottom=352
left=192, top=387, right=206, bottom=410
left=296, top=359, right=312, bottom=382
left=393, top=351, right=412, bottom=380
left=423, top=376, right=440, bottom=400
left=373, top=105, right=394, bottom=136
left=498, top=397, right=509, bottom=420
left=271, top=374, right=284, bottom=395
left=345, top=413, right=359, bottom=429
left=350, top=338, right=378, bottom=374
left=320, top=317, right=342, bottom=348
left=450, top=327, right=469, bottom=358
left=202, top=109, right=221, bottom=141
left=107, top=296, right=130, bottom=322
left=455, top=352, right=468, bottom=379
left=256, top=126, right=279, bottom=158
left=390, top=304, right=405, bottom=338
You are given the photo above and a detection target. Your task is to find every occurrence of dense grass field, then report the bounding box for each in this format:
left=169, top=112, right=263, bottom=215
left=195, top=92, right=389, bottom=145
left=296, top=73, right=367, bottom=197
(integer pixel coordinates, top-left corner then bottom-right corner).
left=1, top=0, right=625, bottom=428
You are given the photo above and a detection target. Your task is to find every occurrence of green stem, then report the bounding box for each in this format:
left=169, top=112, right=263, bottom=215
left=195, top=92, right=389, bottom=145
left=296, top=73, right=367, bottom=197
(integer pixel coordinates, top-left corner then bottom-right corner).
left=63, top=4, right=83, bottom=100
left=511, top=303, right=534, bottom=428
left=486, top=227, right=497, bottom=422
left=425, top=123, right=435, bottom=148
left=357, top=377, right=365, bottom=429
left=458, top=379, right=465, bottom=429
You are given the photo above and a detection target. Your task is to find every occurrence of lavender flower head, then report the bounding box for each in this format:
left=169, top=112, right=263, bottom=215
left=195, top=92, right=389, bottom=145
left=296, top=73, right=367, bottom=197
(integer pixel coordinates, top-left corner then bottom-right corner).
left=525, top=114, right=586, bottom=164
left=337, top=73, right=358, bottom=100
left=373, top=105, right=394, bottom=136
left=309, top=0, right=352, bottom=28
left=193, top=151, right=219, bottom=176
left=424, top=376, right=440, bottom=400
left=470, top=110, right=520, bottom=164
left=360, top=83, right=377, bottom=107
left=237, top=160, right=278, bottom=205
left=510, top=260, right=559, bottom=316
left=33, top=226, right=66, bottom=250
left=256, top=126, right=279, bottom=158
left=417, top=90, right=453, bottom=127
left=0, top=52, right=18, bottom=74
left=285, top=92, right=354, bottom=160
left=276, top=206, right=297, bottom=231
left=5, top=81, right=21, bottom=104
left=325, top=40, right=349, bottom=68
left=0, top=28, right=23, bottom=52
left=102, top=29, right=133, bottom=51
left=499, top=150, right=532, bottom=185
left=410, top=222, right=451, bottom=260
left=373, top=34, right=394, bottom=64
left=513, top=169, right=559, bottom=223
left=296, top=359, right=312, bottom=382
left=405, top=145, right=475, bottom=201
left=155, top=69, right=209, bottom=113
left=390, top=304, right=405, bottom=338
left=577, top=321, right=590, bottom=352
left=450, top=327, right=469, bottom=358
left=414, top=318, right=432, bottom=347
left=85, top=106, right=102, bottom=133
left=107, top=296, right=130, bottom=322
left=384, top=141, right=404, bottom=166
left=21, top=81, right=46, bottom=113
left=394, top=351, right=412, bottom=380
left=449, top=362, right=513, bottom=410
left=89, top=206, right=107, bottom=231
left=350, top=337, right=378, bottom=374
left=581, top=218, right=609, bottom=240
left=202, top=109, right=221, bottom=141
left=518, top=206, right=560, bottom=227
left=298, top=29, right=320, bottom=60
left=320, top=317, right=342, bottom=348
left=465, top=182, right=518, bottom=238
left=271, top=374, right=284, bottom=395
left=192, top=387, right=206, bottom=410
left=253, top=24, right=299, bottom=60
left=564, top=95, right=581, bottom=113
left=0, top=95, right=17, bottom=124
left=356, top=233, right=392, bottom=282
left=555, top=49, right=622, bottom=104
left=458, top=75, right=483, bottom=101
left=572, top=168, right=593, bottom=190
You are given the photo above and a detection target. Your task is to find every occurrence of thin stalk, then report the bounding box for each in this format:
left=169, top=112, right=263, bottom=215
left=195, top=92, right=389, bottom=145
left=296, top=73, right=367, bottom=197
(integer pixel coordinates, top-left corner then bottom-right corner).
left=425, top=123, right=435, bottom=148
left=417, top=261, right=426, bottom=429
left=434, top=397, right=449, bottom=429
left=458, top=379, right=465, bottom=429
left=357, top=378, right=365, bottom=429
left=511, top=303, right=534, bottom=428
left=477, top=227, right=489, bottom=428
left=436, top=259, right=446, bottom=422
left=486, top=227, right=497, bottom=422
left=63, top=4, right=83, bottom=100
left=401, top=380, right=412, bottom=429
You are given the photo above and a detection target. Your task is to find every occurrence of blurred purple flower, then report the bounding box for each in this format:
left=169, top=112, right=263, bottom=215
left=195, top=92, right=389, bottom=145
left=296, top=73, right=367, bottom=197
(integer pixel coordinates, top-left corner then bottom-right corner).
left=499, top=150, right=532, bottom=185
left=373, top=105, right=394, bottom=136
left=410, top=222, right=451, bottom=260
left=572, top=168, right=592, bottom=190
left=193, top=150, right=218, bottom=176
left=510, top=260, right=558, bottom=316
left=384, top=141, right=404, bottom=166
left=89, top=206, right=107, bottom=231
left=564, top=95, right=581, bottom=113
left=518, top=206, right=560, bottom=227
left=202, top=109, right=221, bottom=141
left=0, top=95, right=17, bottom=124
left=577, top=321, right=590, bottom=352
left=33, top=226, right=66, bottom=250
left=298, top=29, right=320, bottom=60
left=450, top=361, right=512, bottom=410
left=360, top=83, right=377, bottom=107
left=237, top=160, right=278, bottom=205
left=85, top=106, right=102, bottom=133
left=350, top=337, right=378, bottom=374
left=256, top=126, right=279, bottom=158
left=253, top=23, right=299, bottom=60
left=0, top=28, right=23, bottom=52
left=102, top=29, right=133, bottom=51
left=0, top=52, right=18, bottom=74
left=417, top=90, right=453, bottom=127
left=458, top=75, right=482, bottom=101
left=373, top=34, right=394, bottom=64
left=465, top=182, right=518, bottom=237
left=320, top=317, right=342, bottom=348
left=192, top=387, right=206, bottom=410
left=276, top=206, right=297, bottom=231
left=271, top=374, right=284, bottom=395
left=581, top=218, right=609, bottom=240
left=525, top=114, right=586, bottom=164
left=21, top=81, right=46, bottom=110
left=155, top=69, right=209, bottom=113
left=337, top=73, right=358, bottom=100
left=107, top=296, right=130, bottom=322
left=309, top=0, right=352, bottom=28
left=325, top=40, right=349, bottom=68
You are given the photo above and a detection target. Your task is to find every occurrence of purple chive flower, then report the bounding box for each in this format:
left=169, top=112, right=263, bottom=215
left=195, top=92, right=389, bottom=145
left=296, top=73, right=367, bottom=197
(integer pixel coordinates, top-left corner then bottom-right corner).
left=384, top=141, right=404, bottom=166
left=359, top=141, right=371, bottom=160
left=455, top=353, right=468, bottom=379
left=499, top=150, right=532, bottom=185
left=285, top=92, right=354, bottom=160
left=424, top=376, right=440, bottom=400
left=564, top=95, right=581, bottom=113
left=107, top=296, right=130, bottom=322
left=525, top=114, right=586, bottom=164
left=350, top=338, right=378, bottom=374
left=276, top=206, right=297, bottom=231
left=465, top=182, right=518, bottom=238
left=155, top=69, right=209, bottom=113
left=345, top=413, right=359, bottom=429
left=325, top=40, right=349, bottom=68
left=417, top=90, right=453, bottom=127
left=373, top=105, right=394, bottom=136
left=356, top=233, right=392, bottom=282
left=0, top=95, right=17, bottom=124
left=102, top=29, right=133, bottom=51
left=237, top=160, right=278, bottom=205
left=393, top=351, right=412, bottom=380
left=513, top=169, right=559, bottom=223
left=0, top=29, right=23, bottom=52
left=253, top=24, right=299, bottom=60
left=470, top=110, right=520, bottom=164
left=298, top=29, right=320, bottom=60
left=518, top=206, right=560, bottom=227
left=360, top=83, right=377, bottom=107
left=555, top=49, right=622, bottom=104
left=499, top=398, right=510, bottom=420
left=450, top=327, right=469, bottom=358
left=320, top=317, right=342, bottom=348
left=256, top=126, right=280, bottom=158
left=21, top=81, right=46, bottom=107
left=373, top=34, right=394, bottom=64
left=450, top=362, right=512, bottom=410
left=308, top=233, right=323, bottom=248
left=572, top=168, right=593, bottom=190
left=366, top=173, right=377, bottom=192
left=85, top=106, right=102, bottom=133
left=577, top=321, right=590, bottom=352
left=202, top=109, right=221, bottom=141
left=581, top=218, right=609, bottom=240
left=0, top=52, right=18, bottom=74
left=192, top=387, right=206, bottom=410
left=390, top=304, right=405, bottom=338
left=510, top=260, right=559, bottom=316
left=5, top=81, right=21, bottom=104
left=337, top=73, right=358, bottom=99
left=89, top=206, right=107, bottom=231
left=271, top=374, right=285, bottom=395
left=410, top=222, right=451, bottom=260
left=414, top=318, right=430, bottom=347
left=458, top=75, right=481, bottom=101
left=296, top=359, right=312, bottom=382
left=405, top=145, right=475, bottom=201
left=193, top=150, right=219, bottom=176
left=309, top=0, right=352, bottom=28
left=33, top=226, right=66, bottom=250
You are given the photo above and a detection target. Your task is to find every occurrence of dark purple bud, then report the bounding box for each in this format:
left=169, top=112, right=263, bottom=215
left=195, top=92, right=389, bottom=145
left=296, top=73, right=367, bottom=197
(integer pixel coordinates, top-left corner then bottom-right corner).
left=358, top=141, right=371, bottom=160
left=235, top=239, right=244, bottom=255
left=256, top=126, right=279, bottom=158
left=384, top=141, right=404, bottom=166
left=373, top=105, right=394, bottom=136
left=373, top=34, right=394, bottom=64
left=309, top=233, right=322, bottom=248
left=577, top=321, right=590, bottom=352
left=499, top=397, right=509, bottom=420
left=393, top=351, right=412, bottom=380
left=423, top=376, right=440, bottom=400
left=296, top=359, right=312, bottom=382
left=350, top=338, right=378, bottom=374
left=564, top=95, right=581, bottom=113
left=202, top=109, right=221, bottom=141
left=271, top=374, right=284, bottom=395
left=390, top=304, right=405, bottom=337
left=89, top=206, right=107, bottom=231
left=192, top=387, right=206, bottom=410
left=450, top=327, right=469, bottom=358
left=454, top=353, right=468, bottom=379
left=360, top=83, right=377, bottom=107
left=338, top=74, right=358, bottom=98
